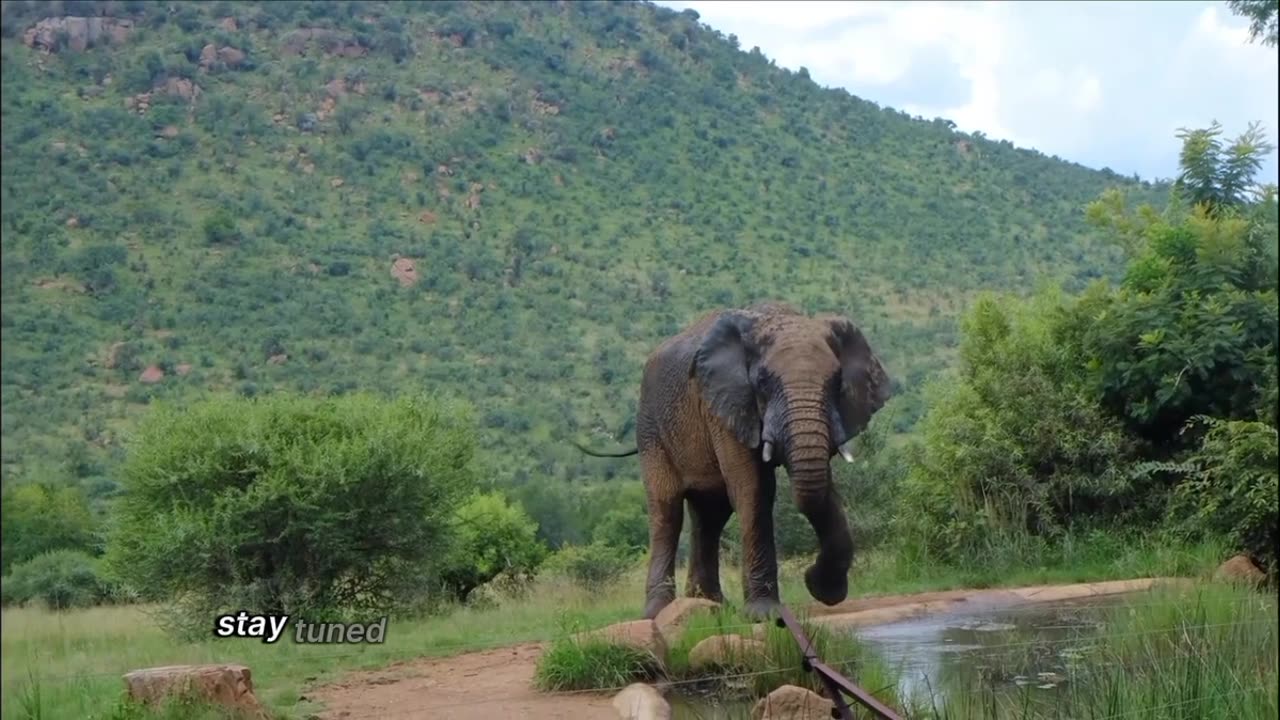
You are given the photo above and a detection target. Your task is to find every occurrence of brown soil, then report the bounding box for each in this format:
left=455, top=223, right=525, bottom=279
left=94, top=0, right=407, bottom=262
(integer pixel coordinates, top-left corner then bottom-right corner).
left=308, top=578, right=1182, bottom=720
left=308, top=642, right=617, bottom=720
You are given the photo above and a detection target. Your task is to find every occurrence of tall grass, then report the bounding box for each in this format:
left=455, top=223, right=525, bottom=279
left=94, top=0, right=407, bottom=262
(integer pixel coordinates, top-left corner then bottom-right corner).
left=921, top=581, right=1278, bottom=719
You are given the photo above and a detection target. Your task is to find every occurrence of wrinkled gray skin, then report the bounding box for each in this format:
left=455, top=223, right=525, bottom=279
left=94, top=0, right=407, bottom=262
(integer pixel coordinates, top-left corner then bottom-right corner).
left=582, top=302, right=892, bottom=620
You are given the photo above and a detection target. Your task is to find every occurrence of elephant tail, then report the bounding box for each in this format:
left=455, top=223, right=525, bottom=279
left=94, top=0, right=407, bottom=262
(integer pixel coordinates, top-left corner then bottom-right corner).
left=571, top=441, right=639, bottom=458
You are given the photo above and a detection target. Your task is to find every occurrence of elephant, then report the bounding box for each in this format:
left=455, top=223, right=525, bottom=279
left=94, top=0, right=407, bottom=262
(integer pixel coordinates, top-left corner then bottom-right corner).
left=575, top=302, right=892, bottom=620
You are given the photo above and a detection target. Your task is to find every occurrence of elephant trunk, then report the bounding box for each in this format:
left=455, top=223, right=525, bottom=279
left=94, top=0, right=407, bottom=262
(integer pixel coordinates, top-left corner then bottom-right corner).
left=780, top=383, right=834, bottom=492
left=781, top=384, right=855, bottom=606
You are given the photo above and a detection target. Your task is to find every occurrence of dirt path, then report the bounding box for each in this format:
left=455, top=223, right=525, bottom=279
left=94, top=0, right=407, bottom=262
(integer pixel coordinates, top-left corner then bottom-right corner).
left=308, top=578, right=1182, bottom=720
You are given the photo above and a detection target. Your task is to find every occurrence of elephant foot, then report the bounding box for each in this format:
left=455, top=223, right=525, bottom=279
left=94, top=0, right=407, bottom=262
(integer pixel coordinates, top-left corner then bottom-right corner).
left=743, top=596, right=781, bottom=621
left=804, top=564, right=849, bottom=606
left=643, top=591, right=676, bottom=620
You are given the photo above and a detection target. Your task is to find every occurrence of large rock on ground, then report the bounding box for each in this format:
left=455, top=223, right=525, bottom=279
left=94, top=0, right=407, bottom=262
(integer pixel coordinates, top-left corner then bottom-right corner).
left=687, top=634, right=768, bottom=672
left=612, top=682, right=672, bottom=720
left=1214, top=554, right=1266, bottom=586
left=123, top=664, right=268, bottom=718
left=751, top=684, right=835, bottom=720
left=572, top=620, right=669, bottom=667
left=654, top=597, right=719, bottom=645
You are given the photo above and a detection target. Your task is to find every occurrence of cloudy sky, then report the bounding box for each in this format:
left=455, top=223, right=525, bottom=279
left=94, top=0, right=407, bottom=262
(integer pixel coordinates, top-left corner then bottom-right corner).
left=655, top=1, right=1279, bottom=184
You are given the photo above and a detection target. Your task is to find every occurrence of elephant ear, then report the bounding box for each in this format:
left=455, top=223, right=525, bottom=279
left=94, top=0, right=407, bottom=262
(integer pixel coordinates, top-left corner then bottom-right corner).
left=826, top=316, right=892, bottom=446
left=694, top=311, right=762, bottom=449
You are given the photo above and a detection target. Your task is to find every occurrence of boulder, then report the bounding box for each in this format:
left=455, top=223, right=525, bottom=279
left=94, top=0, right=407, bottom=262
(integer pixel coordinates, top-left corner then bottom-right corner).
left=217, top=46, right=246, bottom=68
left=687, top=634, right=767, bottom=672
left=123, top=664, right=268, bottom=718
left=391, top=256, right=419, bottom=287
left=572, top=620, right=668, bottom=666
left=653, top=597, right=719, bottom=645
left=1214, top=554, right=1266, bottom=586
left=612, top=683, right=671, bottom=720
left=751, top=684, right=835, bottom=720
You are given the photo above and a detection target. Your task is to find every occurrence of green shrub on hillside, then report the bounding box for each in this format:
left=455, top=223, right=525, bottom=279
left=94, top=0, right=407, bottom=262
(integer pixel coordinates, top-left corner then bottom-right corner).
left=104, top=392, right=477, bottom=635
left=1, top=549, right=114, bottom=610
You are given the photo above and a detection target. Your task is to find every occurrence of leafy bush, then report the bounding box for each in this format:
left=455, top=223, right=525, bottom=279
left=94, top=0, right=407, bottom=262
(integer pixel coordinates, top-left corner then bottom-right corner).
left=899, top=289, right=1138, bottom=560
left=437, top=491, right=547, bottom=603
left=0, top=482, right=98, bottom=574
left=1168, top=417, right=1278, bottom=573
left=590, top=506, right=649, bottom=553
left=542, top=541, right=635, bottom=591
left=1, top=549, right=113, bottom=609
left=104, top=393, right=477, bottom=636
left=1079, top=198, right=1278, bottom=452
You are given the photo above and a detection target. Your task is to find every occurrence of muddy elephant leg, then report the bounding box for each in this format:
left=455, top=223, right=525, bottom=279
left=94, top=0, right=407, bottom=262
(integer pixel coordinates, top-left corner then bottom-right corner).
left=793, top=485, right=854, bottom=606
left=730, top=466, right=781, bottom=619
left=685, top=490, right=732, bottom=603
left=640, top=449, right=684, bottom=619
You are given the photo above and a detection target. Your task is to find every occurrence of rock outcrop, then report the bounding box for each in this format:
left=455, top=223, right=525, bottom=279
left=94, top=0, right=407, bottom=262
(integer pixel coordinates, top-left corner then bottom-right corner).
left=138, top=365, right=164, bottom=384
left=612, top=683, right=671, bottom=720
left=653, top=597, right=719, bottom=645
left=391, top=256, right=419, bottom=287
left=282, top=28, right=368, bottom=58
left=751, top=684, right=835, bottom=720
left=23, top=16, right=133, bottom=53
left=123, top=665, right=268, bottom=718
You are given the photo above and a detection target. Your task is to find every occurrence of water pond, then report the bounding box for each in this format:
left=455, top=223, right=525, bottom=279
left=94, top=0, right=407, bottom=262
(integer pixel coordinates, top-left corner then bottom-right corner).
left=670, top=594, right=1127, bottom=719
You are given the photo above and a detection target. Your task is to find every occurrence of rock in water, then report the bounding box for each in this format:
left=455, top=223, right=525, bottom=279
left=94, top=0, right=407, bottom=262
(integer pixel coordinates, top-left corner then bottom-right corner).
left=751, top=684, right=835, bottom=720
left=123, top=665, right=268, bottom=718
left=687, top=634, right=767, bottom=671
left=612, top=683, right=671, bottom=720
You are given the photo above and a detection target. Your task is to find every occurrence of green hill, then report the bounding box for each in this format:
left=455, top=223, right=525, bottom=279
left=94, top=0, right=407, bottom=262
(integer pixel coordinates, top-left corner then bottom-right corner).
left=0, top=0, right=1165, bottom=540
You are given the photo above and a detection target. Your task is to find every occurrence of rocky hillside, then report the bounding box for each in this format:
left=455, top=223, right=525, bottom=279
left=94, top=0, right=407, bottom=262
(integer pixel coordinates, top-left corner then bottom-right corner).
left=0, top=1, right=1165, bottom=520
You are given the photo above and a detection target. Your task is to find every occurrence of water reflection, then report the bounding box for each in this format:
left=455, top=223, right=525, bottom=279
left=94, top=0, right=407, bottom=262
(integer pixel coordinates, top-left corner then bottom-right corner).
left=854, top=595, right=1124, bottom=709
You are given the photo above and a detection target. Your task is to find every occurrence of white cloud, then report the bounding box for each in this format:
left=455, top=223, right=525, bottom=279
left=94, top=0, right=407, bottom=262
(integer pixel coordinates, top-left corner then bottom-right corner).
left=657, top=1, right=1279, bottom=182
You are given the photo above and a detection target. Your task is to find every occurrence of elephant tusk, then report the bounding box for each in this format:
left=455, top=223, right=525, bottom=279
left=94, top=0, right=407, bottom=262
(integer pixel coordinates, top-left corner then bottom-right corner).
left=762, top=441, right=773, bottom=463
left=838, top=441, right=854, bottom=463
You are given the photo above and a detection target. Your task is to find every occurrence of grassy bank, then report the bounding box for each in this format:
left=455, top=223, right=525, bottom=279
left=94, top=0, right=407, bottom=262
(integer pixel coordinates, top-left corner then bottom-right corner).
left=0, top=537, right=1236, bottom=719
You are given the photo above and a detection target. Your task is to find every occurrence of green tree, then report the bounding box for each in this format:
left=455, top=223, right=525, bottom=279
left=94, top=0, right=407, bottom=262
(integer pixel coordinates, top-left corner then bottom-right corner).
left=1083, top=127, right=1277, bottom=451
left=1227, top=0, right=1279, bottom=47
left=0, top=482, right=98, bottom=574
left=1172, top=121, right=1274, bottom=216
left=438, top=491, right=547, bottom=602
left=105, top=393, right=477, bottom=636
left=202, top=209, right=241, bottom=244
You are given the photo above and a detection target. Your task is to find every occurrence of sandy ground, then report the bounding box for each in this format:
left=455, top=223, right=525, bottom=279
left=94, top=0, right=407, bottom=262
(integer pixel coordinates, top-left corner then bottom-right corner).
left=308, top=578, right=1182, bottom=720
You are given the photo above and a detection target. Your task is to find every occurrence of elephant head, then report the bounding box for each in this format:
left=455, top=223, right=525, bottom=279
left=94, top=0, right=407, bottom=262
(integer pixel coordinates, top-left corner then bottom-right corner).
left=692, top=304, right=891, bottom=603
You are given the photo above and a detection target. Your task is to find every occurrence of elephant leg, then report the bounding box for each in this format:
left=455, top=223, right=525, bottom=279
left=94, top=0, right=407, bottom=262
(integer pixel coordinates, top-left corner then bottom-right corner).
left=793, top=485, right=854, bottom=606
left=685, top=490, right=732, bottom=603
left=640, top=449, right=684, bottom=620
left=730, top=466, right=781, bottom=619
